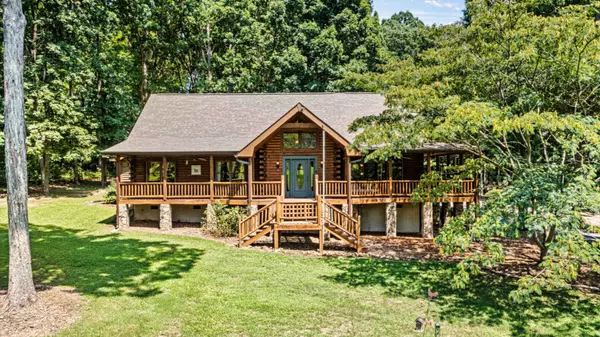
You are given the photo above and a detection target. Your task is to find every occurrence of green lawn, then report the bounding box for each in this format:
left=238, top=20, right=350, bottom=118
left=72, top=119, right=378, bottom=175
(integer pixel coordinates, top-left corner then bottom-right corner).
left=0, top=187, right=599, bottom=337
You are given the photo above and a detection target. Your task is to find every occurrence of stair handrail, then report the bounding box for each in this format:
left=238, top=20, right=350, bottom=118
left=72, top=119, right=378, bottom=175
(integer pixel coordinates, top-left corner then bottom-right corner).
left=320, top=198, right=359, bottom=238
left=239, top=199, right=277, bottom=242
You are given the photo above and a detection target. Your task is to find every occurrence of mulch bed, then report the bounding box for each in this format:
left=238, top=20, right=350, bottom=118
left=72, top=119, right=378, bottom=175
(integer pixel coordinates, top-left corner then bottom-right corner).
left=0, top=286, right=84, bottom=337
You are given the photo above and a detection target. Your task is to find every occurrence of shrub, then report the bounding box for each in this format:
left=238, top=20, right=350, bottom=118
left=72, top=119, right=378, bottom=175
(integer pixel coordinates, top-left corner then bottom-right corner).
left=103, top=183, right=117, bottom=204
left=204, top=202, right=248, bottom=237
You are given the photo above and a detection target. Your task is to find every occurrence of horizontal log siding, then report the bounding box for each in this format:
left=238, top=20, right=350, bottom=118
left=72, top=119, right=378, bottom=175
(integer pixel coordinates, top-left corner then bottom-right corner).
left=130, top=155, right=241, bottom=182
left=174, top=157, right=211, bottom=182
left=262, top=129, right=341, bottom=181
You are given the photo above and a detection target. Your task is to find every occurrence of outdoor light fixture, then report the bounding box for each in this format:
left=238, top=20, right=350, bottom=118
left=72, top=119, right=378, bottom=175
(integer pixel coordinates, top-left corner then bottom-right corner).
left=276, top=161, right=280, bottom=168
left=435, top=322, right=441, bottom=336
left=415, top=317, right=425, bottom=333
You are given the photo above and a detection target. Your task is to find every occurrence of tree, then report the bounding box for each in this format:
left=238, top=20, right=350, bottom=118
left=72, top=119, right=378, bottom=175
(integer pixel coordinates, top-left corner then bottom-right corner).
left=348, top=0, right=600, bottom=300
left=381, top=11, right=428, bottom=60
left=3, top=0, right=37, bottom=308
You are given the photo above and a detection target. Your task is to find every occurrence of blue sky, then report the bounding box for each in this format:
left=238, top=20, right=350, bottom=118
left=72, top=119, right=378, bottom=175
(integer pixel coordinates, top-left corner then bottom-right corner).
left=373, top=0, right=465, bottom=25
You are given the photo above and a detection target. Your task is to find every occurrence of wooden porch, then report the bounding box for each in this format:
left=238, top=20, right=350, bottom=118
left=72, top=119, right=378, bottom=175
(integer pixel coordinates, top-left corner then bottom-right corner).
left=116, top=176, right=476, bottom=205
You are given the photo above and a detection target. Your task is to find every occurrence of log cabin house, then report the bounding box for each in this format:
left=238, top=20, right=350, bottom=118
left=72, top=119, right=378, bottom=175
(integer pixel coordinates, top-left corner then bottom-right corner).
left=103, top=93, right=475, bottom=252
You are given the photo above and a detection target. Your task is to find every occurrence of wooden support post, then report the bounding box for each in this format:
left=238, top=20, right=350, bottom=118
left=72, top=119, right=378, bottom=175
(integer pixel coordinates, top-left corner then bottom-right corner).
left=427, top=153, right=431, bottom=174
left=426, top=153, right=432, bottom=201
left=247, top=158, right=253, bottom=205
left=356, top=215, right=362, bottom=253
left=274, top=197, right=282, bottom=249
left=162, top=156, right=167, bottom=201
left=315, top=174, right=319, bottom=197
left=319, top=228, right=324, bottom=254
left=388, top=158, right=393, bottom=201
left=346, top=157, right=352, bottom=212
left=116, top=155, right=121, bottom=227
left=209, top=155, right=214, bottom=180
left=317, top=195, right=323, bottom=254
left=116, top=155, right=121, bottom=203
left=280, top=174, right=285, bottom=199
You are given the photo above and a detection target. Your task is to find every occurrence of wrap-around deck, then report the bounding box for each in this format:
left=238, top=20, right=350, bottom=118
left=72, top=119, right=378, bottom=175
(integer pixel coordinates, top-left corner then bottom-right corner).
left=117, top=177, right=476, bottom=205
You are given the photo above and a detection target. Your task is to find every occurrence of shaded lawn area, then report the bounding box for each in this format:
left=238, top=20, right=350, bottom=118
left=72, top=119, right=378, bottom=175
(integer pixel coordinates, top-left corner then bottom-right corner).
left=0, top=187, right=599, bottom=336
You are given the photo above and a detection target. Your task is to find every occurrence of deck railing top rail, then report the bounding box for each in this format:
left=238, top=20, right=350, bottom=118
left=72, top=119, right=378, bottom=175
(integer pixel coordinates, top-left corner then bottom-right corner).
left=118, top=179, right=476, bottom=202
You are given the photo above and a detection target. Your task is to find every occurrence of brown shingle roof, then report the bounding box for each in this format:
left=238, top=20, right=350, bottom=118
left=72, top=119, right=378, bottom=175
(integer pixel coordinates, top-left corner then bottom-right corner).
left=103, top=93, right=386, bottom=155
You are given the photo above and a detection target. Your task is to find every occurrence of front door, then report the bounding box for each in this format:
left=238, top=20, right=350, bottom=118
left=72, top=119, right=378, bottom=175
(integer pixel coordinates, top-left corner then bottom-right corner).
left=284, top=157, right=316, bottom=198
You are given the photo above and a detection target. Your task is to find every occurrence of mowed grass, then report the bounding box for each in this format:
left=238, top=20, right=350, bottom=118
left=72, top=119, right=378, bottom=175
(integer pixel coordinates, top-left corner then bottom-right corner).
left=0, top=187, right=599, bottom=337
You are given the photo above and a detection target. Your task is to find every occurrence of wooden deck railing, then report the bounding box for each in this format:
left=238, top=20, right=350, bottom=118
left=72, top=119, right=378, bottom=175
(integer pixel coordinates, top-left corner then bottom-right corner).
left=252, top=181, right=282, bottom=198
left=239, top=199, right=277, bottom=243
left=119, top=182, right=164, bottom=199
left=167, top=182, right=211, bottom=199
left=317, top=181, right=347, bottom=197
left=214, top=182, right=247, bottom=198
left=350, top=180, right=390, bottom=197
left=118, top=179, right=476, bottom=201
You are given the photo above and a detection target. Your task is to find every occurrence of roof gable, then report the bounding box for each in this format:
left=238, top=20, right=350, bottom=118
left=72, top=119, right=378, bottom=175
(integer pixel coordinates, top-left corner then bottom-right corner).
left=103, top=93, right=386, bottom=155
left=237, top=103, right=352, bottom=157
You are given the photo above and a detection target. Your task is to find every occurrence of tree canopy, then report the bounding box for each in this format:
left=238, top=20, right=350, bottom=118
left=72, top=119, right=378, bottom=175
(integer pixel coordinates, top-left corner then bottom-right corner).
left=346, top=0, right=600, bottom=300
left=2, top=0, right=386, bottom=191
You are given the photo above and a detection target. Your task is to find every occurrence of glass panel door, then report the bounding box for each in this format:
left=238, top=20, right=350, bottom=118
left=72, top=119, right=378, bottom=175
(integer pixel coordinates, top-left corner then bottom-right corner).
left=284, top=157, right=316, bottom=198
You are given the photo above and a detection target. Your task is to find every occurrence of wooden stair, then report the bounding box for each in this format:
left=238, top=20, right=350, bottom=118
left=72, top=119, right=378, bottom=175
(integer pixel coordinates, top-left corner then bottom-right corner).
left=238, top=197, right=361, bottom=253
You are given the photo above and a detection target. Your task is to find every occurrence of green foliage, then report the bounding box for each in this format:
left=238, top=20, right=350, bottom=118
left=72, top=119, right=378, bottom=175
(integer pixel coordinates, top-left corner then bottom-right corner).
left=381, top=11, right=430, bottom=60
left=348, top=0, right=600, bottom=299
left=1, top=0, right=386, bottom=187
left=204, top=203, right=247, bottom=237
left=103, top=184, right=117, bottom=204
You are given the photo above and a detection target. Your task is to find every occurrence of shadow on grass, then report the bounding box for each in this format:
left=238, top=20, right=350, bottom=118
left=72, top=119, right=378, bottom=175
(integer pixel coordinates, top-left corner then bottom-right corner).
left=0, top=224, right=203, bottom=298
left=323, top=258, right=600, bottom=337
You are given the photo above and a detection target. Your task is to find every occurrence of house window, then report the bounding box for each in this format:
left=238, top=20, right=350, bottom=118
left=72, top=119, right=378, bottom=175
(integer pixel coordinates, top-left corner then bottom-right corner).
left=283, top=132, right=317, bottom=149
left=147, top=161, right=176, bottom=182
left=392, top=159, right=403, bottom=180
left=216, top=161, right=245, bottom=182
left=166, top=162, right=176, bottom=182
left=148, top=162, right=162, bottom=182
left=351, top=161, right=388, bottom=180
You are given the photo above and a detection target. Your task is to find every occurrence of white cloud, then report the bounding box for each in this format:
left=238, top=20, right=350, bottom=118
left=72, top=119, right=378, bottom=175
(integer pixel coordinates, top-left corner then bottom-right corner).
left=424, top=0, right=457, bottom=9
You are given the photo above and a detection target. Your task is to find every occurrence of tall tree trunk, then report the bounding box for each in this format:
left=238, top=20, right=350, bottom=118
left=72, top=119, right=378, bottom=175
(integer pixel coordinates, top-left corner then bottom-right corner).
left=3, top=0, right=37, bottom=309
left=100, top=157, right=107, bottom=187
left=72, top=163, right=80, bottom=185
left=41, top=151, right=49, bottom=195
left=140, top=47, right=149, bottom=104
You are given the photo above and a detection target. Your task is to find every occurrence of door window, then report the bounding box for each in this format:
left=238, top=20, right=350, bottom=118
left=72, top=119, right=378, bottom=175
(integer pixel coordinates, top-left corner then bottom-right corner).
left=296, top=163, right=305, bottom=189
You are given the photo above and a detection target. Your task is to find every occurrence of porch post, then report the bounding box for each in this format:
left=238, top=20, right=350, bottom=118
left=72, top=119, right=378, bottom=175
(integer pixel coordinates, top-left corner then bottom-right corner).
left=247, top=157, right=253, bottom=205
left=209, top=155, right=214, bottom=201
left=116, top=155, right=121, bottom=203
left=162, top=156, right=167, bottom=201
left=421, top=153, right=434, bottom=238
left=159, top=204, right=172, bottom=231
left=388, top=158, right=393, bottom=201
left=386, top=202, right=397, bottom=237
left=426, top=153, right=431, bottom=174
left=345, top=155, right=352, bottom=214
left=421, top=201, right=434, bottom=239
